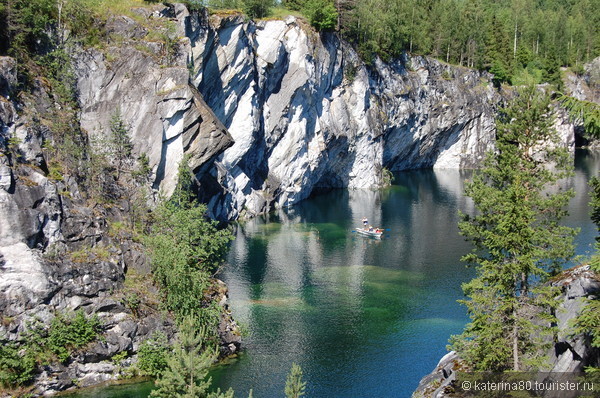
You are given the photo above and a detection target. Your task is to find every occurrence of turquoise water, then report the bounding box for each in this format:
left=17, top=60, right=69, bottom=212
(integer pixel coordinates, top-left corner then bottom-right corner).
left=209, top=150, right=599, bottom=397
left=65, top=150, right=599, bottom=398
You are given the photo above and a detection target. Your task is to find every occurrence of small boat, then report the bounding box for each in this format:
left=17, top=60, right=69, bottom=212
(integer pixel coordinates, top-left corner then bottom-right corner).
left=355, top=227, right=383, bottom=239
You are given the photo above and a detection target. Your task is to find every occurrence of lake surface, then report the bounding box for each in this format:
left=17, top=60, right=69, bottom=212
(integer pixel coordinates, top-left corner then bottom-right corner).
left=66, top=150, right=600, bottom=398
left=209, top=149, right=600, bottom=397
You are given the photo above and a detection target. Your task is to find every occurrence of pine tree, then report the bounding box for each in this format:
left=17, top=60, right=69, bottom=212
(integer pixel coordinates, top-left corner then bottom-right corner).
left=109, top=109, right=133, bottom=180
left=303, top=0, right=338, bottom=31
left=284, top=363, right=306, bottom=398
left=150, top=317, right=234, bottom=398
left=282, top=0, right=305, bottom=11
left=450, top=86, right=577, bottom=372
left=144, top=157, right=233, bottom=326
left=573, top=177, right=600, bottom=373
left=241, top=0, right=274, bottom=19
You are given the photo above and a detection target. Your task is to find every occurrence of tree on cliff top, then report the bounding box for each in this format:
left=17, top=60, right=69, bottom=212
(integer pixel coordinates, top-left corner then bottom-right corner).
left=303, top=0, right=338, bottom=31
left=450, top=86, right=577, bottom=371
left=242, top=0, right=274, bottom=19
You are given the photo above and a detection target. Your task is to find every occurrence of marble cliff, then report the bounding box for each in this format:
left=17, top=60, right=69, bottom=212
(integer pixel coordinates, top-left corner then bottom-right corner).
left=0, top=2, right=596, bottom=394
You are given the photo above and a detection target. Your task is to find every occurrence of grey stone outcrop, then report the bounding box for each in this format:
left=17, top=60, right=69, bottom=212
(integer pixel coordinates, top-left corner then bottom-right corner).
left=72, top=7, right=590, bottom=221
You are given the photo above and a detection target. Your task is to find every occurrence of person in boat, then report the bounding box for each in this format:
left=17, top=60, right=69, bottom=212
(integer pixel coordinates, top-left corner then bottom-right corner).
left=362, top=217, right=368, bottom=228
left=369, top=225, right=374, bottom=232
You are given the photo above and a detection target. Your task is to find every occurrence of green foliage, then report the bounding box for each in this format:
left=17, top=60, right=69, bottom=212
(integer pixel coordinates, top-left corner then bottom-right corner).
left=0, top=310, right=102, bottom=391
left=159, top=21, right=180, bottom=66
left=122, top=292, right=142, bottom=317
left=282, top=0, right=305, bottom=11
left=284, top=363, right=306, bottom=398
left=558, top=94, right=600, bottom=139
left=137, top=331, right=171, bottom=377
left=380, top=167, right=394, bottom=187
left=38, top=48, right=77, bottom=104
left=109, top=109, right=133, bottom=179
left=303, top=0, right=337, bottom=31
left=112, top=350, right=129, bottom=365
left=181, top=0, right=206, bottom=12
left=450, top=86, right=576, bottom=372
left=242, top=0, right=274, bottom=19
left=0, top=341, right=37, bottom=389
left=575, top=295, right=600, bottom=349
left=573, top=177, right=600, bottom=373
left=132, top=153, right=152, bottom=183
left=339, top=0, right=599, bottom=85
left=207, top=0, right=243, bottom=9
left=45, top=311, right=103, bottom=363
left=591, top=177, right=600, bottom=241
left=144, top=158, right=233, bottom=327
left=150, top=317, right=234, bottom=398
left=2, top=0, right=55, bottom=59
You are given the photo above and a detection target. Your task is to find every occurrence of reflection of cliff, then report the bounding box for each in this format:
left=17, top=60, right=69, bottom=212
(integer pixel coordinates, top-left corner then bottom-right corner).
left=218, top=155, right=599, bottom=396
left=220, top=168, right=479, bottom=363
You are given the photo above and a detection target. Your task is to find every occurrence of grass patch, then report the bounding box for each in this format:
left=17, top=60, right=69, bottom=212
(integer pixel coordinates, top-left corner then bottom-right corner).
left=260, top=6, right=304, bottom=21
left=208, top=8, right=244, bottom=17
left=69, top=245, right=111, bottom=263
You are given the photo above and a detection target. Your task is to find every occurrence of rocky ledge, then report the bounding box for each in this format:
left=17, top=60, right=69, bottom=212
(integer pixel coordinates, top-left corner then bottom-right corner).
left=413, top=265, right=600, bottom=398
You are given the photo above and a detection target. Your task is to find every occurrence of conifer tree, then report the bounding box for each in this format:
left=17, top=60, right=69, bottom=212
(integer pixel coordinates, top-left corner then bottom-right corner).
left=109, top=109, right=132, bottom=180
left=573, top=177, right=600, bottom=373
left=284, top=363, right=306, bottom=398
left=450, top=86, right=577, bottom=371
left=150, top=317, right=234, bottom=398
left=144, top=157, right=233, bottom=324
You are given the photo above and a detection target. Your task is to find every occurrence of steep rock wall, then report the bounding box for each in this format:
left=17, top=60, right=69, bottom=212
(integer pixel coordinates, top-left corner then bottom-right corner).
left=185, top=13, right=501, bottom=220
left=0, top=55, right=182, bottom=394
left=75, top=5, right=232, bottom=198
left=74, top=6, right=585, bottom=221
left=72, top=6, right=588, bottom=221
left=0, top=4, right=240, bottom=391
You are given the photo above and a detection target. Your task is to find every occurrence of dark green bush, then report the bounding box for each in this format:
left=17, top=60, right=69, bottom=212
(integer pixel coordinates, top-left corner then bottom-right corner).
left=137, top=332, right=171, bottom=377
left=241, top=0, right=274, bottom=19
left=46, top=311, right=102, bottom=363
left=303, top=0, right=337, bottom=31
left=0, top=342, right=37, bottom=389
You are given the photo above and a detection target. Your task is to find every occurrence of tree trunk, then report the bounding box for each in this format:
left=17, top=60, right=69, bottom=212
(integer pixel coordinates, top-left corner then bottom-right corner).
left=513, top=319, right=520, bottom=371
left=409, top=4, right=415, bottom=53
left=513, top=21, right=518, bottom=59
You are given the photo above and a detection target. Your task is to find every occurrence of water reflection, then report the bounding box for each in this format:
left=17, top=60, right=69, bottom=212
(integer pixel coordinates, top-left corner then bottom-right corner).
left=213, top=152, right=599, bottom=398
left=212, top=168, right=482, bottom=397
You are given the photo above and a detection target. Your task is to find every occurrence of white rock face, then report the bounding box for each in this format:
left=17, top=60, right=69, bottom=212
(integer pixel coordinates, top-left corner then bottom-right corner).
left=186, top=14, right=501, bottom=220
left=75, top=4, right=232, bottom=199
left=74, top=7, right=586, bottom=221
